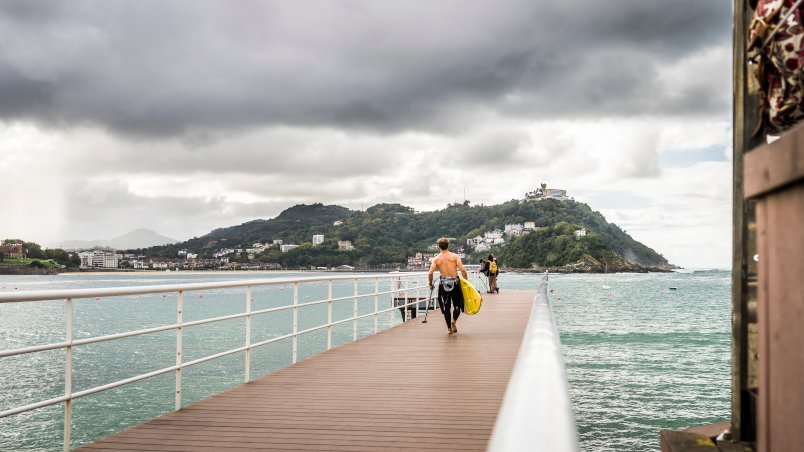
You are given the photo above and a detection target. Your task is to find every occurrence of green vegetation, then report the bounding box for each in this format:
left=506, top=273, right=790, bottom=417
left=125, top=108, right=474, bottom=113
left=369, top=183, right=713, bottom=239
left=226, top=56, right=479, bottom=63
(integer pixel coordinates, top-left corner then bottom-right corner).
left=0, top=239, right=81, bottom=269
left=144, top=199, right=672, bottom=270
left=501, top=222, right=618, bottom=268
left=3, top=258, right=57, bottom=269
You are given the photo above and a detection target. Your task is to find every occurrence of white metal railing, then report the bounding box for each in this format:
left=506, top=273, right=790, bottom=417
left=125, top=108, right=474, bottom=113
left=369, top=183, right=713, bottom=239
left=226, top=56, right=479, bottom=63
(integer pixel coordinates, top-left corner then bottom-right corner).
left=488, top=272, right=579, bottom=452
left=0, top=272, right=434, bottom=451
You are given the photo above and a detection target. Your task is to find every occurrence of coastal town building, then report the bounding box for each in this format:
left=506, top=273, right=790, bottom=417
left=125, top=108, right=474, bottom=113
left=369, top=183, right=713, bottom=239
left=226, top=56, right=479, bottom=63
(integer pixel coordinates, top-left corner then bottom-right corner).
left=0, top=242, right=25, bottom=259
left=272, top=239, right=283, bottom=246
left=504, top=223, right=524, bottom=236
left=333, top=220, right=343, bottom=226
left=574, top=228, right=587, bottom=238
left=280, top=244, right=299, bottom=253
left=466, top=235, right=483, bottom=247
left=78, top=251, right=121, bottom=269
left=312, top=234, right=324, bottom=245
left=337, top=241, right=353, bottom=250
left=524, top=221, right=536, bottom=230
left=474, top=242, right=491, bottom=252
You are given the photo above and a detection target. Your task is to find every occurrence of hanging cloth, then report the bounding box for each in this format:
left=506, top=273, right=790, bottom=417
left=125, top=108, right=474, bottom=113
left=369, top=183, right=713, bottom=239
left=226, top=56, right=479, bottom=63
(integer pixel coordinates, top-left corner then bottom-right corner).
left=748, top=0, right=804, bottom=134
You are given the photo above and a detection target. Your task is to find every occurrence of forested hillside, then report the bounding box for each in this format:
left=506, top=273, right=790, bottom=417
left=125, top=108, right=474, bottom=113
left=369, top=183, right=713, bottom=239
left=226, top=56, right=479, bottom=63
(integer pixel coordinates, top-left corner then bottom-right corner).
left=142, top=200, right=674, bottom=271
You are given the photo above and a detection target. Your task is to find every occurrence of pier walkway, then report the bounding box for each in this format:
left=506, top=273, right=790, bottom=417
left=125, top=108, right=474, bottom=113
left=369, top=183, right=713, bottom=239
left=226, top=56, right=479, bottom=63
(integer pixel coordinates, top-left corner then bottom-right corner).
left=80, top=290, right=536, bottom=451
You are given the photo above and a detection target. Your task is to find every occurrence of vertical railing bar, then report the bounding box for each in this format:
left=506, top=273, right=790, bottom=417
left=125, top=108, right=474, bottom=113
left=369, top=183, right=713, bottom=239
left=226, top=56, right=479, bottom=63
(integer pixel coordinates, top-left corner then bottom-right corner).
left=292, top=283, right=298, bottom=364
left=175, top=291, right=183, bottom=411
left=374, top=279, right=379, bottom=334
left=327, top=280, right=333, bottom=351
left=353, top=279, right=358, bottom=341
left=63, top=298, right=73, bottom=452
left=244, top=286, right=252, bottom=383
left=415, top=275, right=421, bottom=318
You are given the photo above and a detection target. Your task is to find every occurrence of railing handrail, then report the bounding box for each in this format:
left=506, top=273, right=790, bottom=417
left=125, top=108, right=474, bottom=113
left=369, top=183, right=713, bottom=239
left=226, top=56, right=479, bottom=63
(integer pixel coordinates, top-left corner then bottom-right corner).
left=0, top=271, right=446, bottom=452
left=488, top=272, right=579, bottom=451
left=0, top=272, right=427, bottom=303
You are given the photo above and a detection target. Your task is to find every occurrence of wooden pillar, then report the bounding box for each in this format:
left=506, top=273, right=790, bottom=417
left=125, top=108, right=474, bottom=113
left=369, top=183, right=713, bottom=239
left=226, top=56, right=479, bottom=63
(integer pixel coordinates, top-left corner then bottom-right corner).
left=732, top=0, right=764, bottom=442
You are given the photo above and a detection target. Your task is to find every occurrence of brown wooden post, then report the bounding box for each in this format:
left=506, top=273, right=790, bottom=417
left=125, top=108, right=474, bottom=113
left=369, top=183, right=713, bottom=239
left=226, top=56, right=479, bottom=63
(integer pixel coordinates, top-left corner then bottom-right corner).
left=732, top=0, right=764, bottom=442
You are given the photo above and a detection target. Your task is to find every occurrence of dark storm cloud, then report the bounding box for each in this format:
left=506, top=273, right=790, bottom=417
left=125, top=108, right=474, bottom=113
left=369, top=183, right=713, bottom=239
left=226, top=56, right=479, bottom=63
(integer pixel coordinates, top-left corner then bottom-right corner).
left=0, top=0, right=731, bottom=138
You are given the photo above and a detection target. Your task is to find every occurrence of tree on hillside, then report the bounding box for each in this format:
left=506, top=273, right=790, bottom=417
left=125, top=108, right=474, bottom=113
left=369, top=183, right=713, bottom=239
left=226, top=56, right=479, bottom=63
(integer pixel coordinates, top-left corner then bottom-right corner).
left=24, top=242, right=45, bottom=259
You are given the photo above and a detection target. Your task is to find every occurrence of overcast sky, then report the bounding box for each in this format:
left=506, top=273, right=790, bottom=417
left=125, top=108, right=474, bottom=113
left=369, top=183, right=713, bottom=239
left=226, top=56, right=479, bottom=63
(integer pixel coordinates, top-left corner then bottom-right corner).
left=0, top=0, right=733, bottom=268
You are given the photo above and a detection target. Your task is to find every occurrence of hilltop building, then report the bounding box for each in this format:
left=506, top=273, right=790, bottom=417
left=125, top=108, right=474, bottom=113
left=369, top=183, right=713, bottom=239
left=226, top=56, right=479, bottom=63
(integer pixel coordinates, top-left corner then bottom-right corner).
left=312, top=235, right=324, bottom=245
left=526, top=182, right=571, bottom=201
left=338, top=241, right=353, bottom=250
left=280, top=244, right=299, bottom=253
left=574, top=228, right=587, bottom=238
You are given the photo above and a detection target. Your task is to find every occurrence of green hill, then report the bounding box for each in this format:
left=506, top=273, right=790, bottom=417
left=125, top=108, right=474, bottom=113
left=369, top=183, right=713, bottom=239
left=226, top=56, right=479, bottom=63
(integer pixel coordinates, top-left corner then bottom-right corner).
left=142, top=199, right=674, bottom=271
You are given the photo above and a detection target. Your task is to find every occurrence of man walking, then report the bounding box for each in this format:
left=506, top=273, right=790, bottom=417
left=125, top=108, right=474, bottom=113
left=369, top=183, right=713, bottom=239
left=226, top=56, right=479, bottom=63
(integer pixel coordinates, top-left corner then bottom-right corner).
left=428, top=237, right=468, bottom=334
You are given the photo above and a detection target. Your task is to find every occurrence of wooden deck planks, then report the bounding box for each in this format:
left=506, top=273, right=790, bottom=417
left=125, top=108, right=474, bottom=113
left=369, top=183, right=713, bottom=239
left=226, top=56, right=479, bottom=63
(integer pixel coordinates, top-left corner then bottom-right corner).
left=79, top=289, right=535, bottom=451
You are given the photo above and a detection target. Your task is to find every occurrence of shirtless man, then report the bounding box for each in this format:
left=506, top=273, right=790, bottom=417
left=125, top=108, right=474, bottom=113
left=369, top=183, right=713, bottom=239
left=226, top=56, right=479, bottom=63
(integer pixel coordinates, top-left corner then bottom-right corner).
left=428, top=237, right=468, bottom=334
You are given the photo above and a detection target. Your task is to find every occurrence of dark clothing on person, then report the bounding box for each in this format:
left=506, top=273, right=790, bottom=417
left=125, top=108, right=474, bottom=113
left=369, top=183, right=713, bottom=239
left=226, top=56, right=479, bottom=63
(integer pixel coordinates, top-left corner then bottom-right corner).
left=438, top=276, right=464, bottom=329
left=479, top=261, right=489, bottom=276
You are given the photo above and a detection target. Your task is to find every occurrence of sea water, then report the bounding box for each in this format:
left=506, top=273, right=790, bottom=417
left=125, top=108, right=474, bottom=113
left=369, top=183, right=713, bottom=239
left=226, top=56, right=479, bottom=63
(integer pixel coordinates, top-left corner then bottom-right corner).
left=0, top=270, right=731, bottom=451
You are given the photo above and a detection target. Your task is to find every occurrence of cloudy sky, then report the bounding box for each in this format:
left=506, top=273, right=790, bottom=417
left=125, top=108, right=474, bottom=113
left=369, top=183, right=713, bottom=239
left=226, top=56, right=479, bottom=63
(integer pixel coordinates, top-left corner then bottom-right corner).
left=0, top=0, right=733, bottom=268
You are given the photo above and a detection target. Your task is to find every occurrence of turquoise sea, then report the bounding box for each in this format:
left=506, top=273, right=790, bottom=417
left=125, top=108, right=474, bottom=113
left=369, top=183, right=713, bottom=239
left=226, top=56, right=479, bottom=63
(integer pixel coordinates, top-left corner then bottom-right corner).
left=0, top=270, right=731, bottom=451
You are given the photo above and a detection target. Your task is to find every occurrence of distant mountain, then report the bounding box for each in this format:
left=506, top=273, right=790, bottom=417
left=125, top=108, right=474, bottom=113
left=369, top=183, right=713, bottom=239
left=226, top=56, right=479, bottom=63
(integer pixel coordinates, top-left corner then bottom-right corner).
left=59, top=228, right=178, bottom=251
left=144, top=200, right=675, bottom=271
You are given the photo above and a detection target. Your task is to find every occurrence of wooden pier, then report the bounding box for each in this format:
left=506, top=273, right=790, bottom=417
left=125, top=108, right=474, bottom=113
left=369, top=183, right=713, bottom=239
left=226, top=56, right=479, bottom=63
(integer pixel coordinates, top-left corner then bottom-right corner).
left=79, top=290, right=536, bottom=451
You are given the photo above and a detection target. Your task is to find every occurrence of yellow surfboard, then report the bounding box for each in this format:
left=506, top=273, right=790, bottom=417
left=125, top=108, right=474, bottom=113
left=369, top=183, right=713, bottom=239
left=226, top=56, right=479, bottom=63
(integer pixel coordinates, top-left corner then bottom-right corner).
left=460, top=277, right=482, bottom=315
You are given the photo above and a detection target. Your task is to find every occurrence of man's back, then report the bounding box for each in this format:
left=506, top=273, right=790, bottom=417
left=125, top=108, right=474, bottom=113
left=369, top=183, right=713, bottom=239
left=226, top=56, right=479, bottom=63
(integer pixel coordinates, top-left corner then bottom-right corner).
left=434, top=251, right=460, bottom=277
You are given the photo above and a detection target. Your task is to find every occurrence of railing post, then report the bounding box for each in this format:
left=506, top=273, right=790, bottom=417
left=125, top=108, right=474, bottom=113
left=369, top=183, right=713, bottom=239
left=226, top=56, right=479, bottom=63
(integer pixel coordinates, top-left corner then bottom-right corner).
left=244, top=286, right=252, bottom=383
left=353, top=279, right=358, bottom=341
left=374, top=279, right=379, bottom=334
left=327, top=280, right=333, bottom=351
left=63, top=298, right=73, bottom=452
left=175, top=291, right=183, bottom=410
left=415, top=276, right=421, bottom=318
left=292, top=283, right=298, bottom=364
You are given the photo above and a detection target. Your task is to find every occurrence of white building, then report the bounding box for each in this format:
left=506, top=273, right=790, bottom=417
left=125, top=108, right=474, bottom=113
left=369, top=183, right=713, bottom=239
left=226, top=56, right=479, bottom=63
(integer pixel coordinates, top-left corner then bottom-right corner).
left=338, top=240, right=354, bottom=250
left=272, top=239, right=284, bottom=246
left=312, top=234, right=324, bottom=245
left=333, top=220, right=344, bottom=226
left=475, top=242, right=491, bottom=252
left=574, top=228, right=587, bottom=238
left=186, top=253, right=198, bottom=259
left=280, top=244, right=299, bottom=253
left=246, top=248, right=264, bottom=254
left=504, top=223, right=524, bottom=236
left=178, top=249, right=188, bottom=256
left=524, top=221, right=536, bottom=230
left=526, top=183, right=571, bottom=201
left=466, top=235, right=483, bottom=247
left=78, top=251, right=120, bottom=269
left=485, top=230, right=503, bottom=240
